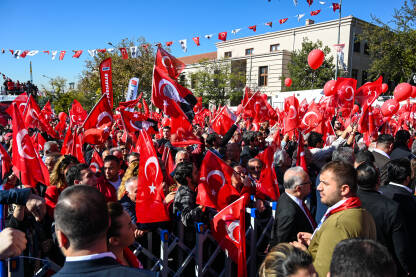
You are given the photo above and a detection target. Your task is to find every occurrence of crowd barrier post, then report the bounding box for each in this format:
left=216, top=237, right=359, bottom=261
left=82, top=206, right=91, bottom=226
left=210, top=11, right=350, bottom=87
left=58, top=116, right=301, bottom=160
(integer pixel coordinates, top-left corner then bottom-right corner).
left=159, top=229, right=169, bottom=277
left=195, top=222, right=205, bottom=276
left=248, top=207, right=257, bottom=277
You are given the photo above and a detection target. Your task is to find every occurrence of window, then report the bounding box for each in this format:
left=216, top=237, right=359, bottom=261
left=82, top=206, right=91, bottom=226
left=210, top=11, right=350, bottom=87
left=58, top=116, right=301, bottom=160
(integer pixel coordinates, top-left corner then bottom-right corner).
left=353, top=37, right=361, bottom=53
left=270, top=44, right=280, bottom=52
left=352, top=69, right=359, bottom=80
left=245, top=48, right=253, bottom=55
left=258, top=66, right=268, bottom=86
left=364, top=42, right=369, bottom=55
left=224, top=51, right=232, bottom=58
left=362, top=70, right=368, bottom=84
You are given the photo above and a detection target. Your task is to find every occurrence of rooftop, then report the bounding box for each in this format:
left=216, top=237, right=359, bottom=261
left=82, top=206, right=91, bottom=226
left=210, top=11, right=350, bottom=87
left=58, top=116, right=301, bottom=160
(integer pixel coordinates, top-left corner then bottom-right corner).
left=178, top=51, right=217, bottom=65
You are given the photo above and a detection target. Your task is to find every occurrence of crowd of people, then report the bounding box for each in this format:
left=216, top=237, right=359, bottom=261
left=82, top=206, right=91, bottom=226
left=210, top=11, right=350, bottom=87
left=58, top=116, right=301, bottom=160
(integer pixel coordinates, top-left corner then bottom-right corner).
left=1, top=76, right=39, bottom=96
left=0, top=99, right=415, bottom=277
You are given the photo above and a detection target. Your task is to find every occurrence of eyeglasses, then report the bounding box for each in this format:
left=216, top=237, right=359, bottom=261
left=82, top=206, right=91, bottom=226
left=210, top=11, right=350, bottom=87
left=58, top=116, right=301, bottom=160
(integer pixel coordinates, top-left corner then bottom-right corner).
left=234, top=170, right=247, bottom=176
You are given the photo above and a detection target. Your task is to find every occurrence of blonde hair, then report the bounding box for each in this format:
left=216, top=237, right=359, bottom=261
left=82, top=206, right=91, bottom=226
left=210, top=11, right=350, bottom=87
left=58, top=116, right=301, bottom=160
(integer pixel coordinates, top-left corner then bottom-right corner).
left=49, top=155, right=78, bottom=189
left=117, top=160, right=139, bottom=200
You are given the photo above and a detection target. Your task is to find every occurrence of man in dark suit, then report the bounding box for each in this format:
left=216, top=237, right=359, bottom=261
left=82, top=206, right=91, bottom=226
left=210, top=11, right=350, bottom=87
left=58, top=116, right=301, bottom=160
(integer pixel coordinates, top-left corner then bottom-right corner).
left=53, top=185, right=156, bottom=277
left=371, top=134, right=394, bottom=170
left=356, top=162, right=414, bottom=276
left=270, top=166, right=315, bottom=247
left=391, top=130, right=415, bottom=160
left=379, top=159, right=416, bottom=273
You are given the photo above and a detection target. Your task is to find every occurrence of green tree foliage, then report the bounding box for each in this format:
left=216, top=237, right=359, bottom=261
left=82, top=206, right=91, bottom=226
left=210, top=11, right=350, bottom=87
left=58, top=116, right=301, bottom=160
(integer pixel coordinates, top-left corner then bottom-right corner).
left=283, top=39, right=335, bottom=91
left=40, top=77, right=89, bottom=113
left=360, top=0, right=416, bottom=88
left=78, top=37, right=156, bottom=109
left=189, top=59, right=246, bottom=106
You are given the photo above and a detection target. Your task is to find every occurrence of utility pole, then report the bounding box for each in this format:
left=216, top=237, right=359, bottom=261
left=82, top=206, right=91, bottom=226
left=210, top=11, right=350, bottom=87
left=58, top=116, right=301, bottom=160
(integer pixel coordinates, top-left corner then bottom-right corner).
left=335, top=0, right=343, bottom=79
left=30, top=61, right=33, bottom=83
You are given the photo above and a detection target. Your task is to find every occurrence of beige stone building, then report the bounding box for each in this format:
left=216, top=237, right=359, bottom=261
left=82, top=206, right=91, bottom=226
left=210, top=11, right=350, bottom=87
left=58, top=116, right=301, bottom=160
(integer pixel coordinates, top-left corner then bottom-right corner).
left=179, top=15, right=371, bottom=99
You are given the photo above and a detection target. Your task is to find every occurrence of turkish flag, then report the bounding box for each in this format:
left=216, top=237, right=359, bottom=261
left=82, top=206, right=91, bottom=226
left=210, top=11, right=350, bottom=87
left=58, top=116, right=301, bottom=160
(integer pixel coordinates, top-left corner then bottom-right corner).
left=211, top=106, right=236, bottom=136
left=99, top=58, right=114, bottom=108
left=0, top=143, right=12, bottom=179
left=20, top=50, right=29, bottom=58
left=82, top=95, right=114, bottom=130
left=118, top=93, right=143, bottom=110
left=197, top=150, right=234, bottom=209
left=211, top=196, right=247, bottom=277
left=41, top=101, right=54, bottom=121
left=279, top=18, right=288, bottom=24
left=152, top=66, right=197, bottom=122
left=23, top=95, right=57, bottom=138
left=335, top=78, right=357, bottom=109
left=71, top=131, right=85, bottom=163
left=355, top=76, right=383, bottom=114
left=296, top=132, right=308, bottom=172
left=165, top=41, right=173, bottom=47
left=59, top=51, right=66, bottom=60
left=31, top=132, right=46, bottom=153
left=69, top=100, right=88, bottom=127
left=255, top=145, right=280, bottom=201
left=119, top=48, right=129, bottom=59
left=155, top=47, right=186, bottom=80
left=310, top=9, right=321, bottom=16
left=248, top=25, right=257, bottom=32
left=90, top=150, right=104, bottom=173
left=61, top=128, right=74, bottom=155
left=284, top=95, right=300, bottom=134
left=83, top=126, right=111, bottom=145
left=6, top=92, right=28, bottom=116
left=332, top=3, right=340, bottom=11
left=118, top=109, right=158, bottom=135
left=170, top=114, right=196, bottom=141
left=307, top=0, right=313, bottom=6
left=218, top=32, right=227, bottom=41
left=142, top=99, right=149, bottom=117
left=192, top=37, right=200, bottom=46
left=55, top=112, right=68, bottom=136
left=300, top=101, right=322, bottom=133
left=72, top=50, right=83, bottom=58
left=136, top=130, right=170, bottom=223
left=11, top=103, right=49, bottom=187
left=161, top=144, right=175, bottom=176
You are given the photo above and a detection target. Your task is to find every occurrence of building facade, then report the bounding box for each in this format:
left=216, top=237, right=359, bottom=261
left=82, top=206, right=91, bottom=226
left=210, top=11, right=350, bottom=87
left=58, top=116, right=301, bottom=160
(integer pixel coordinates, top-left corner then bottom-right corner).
left=179, top=16, right=371, bottom=101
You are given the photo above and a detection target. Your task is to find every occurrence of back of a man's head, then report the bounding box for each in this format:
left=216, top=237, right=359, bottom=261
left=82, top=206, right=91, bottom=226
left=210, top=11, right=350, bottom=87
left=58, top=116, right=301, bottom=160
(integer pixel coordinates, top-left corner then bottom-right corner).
left=330, top=238, right=396, bottom=277
left=354, top=150, right=374, bottom=167
left=54, top=185, right=109, bottom=251
left=376, top=134, right=394, bottom=151
left=356, top=162, right=379, bottom=190
left=395, top=130, right=410, bottom=146
left=307, top=132, right=323, bottom=148
left=386, top=158, right=411, bottom=185
left=332, top=147, right=355, bottom=165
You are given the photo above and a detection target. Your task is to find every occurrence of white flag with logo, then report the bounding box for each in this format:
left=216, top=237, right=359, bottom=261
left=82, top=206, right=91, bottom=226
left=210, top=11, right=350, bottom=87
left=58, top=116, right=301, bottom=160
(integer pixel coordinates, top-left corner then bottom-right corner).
left=130, top=46, right=138, bottom=58
left=107, top=48, right=115, bottom=54
left=27, top=50, right=39, bottom=56
left=179, top=39, right=187, bottom=52
left=87, top=49, right=96, bottom=57
left=13, top=50, right=22, bottom=59
left=231, top=28, right=242, bottom=35
left=51, top=50, right=58, bottom=60
left=126, top=77, right=140, bottom=111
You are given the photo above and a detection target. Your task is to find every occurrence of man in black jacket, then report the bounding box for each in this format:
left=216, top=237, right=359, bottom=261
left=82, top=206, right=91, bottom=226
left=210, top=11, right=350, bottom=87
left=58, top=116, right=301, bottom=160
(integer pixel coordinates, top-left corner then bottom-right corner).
left=269, top=167, right=315, bottom=247
left=53, top=185, right=156, bottom=277
left=391, top=130, right=414, bottom=160
left=356, top=162, right=414, bottom=276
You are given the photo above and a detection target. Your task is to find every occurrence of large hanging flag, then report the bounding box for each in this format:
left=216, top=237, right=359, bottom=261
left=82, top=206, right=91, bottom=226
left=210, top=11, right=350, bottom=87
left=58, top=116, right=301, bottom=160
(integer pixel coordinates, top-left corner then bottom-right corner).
left=126, top=77, right=140, bottom=107
left=136, top=130, right=170, bottom=223
left=211, top=196, right=247, bottom=277
left=99, top=57, right=114, bottom=109
left=11, top=103, right=49, bottom=187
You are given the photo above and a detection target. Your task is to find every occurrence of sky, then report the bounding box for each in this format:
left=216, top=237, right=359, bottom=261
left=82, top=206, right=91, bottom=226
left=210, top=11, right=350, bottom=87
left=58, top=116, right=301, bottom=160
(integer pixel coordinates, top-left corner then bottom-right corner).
left=0, top=0, right=405, bottom=91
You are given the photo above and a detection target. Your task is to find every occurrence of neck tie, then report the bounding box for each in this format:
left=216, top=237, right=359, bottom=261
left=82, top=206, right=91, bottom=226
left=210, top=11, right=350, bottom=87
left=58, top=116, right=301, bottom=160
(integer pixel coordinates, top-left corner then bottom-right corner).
left=302, top=201, right=317, bottom=229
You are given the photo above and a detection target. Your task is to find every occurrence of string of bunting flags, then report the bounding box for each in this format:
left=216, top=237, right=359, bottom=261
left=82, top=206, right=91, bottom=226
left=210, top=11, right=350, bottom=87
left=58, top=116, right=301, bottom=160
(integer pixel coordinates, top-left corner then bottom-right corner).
left=1, top=1, right=340, bottom=61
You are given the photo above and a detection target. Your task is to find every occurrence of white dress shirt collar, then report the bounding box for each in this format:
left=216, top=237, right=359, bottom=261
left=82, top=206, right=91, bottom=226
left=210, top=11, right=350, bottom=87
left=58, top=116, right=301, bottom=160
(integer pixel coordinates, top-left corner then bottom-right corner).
left=372, top=148, right=390, bottom=159
left=389, top=182, right=413, bottom=194
left=66, top=252, right=116, bottom=262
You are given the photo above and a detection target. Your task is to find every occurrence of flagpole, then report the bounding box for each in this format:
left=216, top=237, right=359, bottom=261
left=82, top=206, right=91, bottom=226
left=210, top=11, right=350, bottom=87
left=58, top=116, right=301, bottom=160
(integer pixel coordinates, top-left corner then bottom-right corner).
left=335, top=0, right=342, bottom=79
left=30, top=61, right=33, bottom=83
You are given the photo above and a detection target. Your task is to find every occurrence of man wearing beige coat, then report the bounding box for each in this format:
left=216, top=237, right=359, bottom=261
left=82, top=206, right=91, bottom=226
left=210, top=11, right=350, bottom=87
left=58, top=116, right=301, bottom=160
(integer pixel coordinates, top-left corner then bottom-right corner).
left=292, top=161, right=376, bottom=277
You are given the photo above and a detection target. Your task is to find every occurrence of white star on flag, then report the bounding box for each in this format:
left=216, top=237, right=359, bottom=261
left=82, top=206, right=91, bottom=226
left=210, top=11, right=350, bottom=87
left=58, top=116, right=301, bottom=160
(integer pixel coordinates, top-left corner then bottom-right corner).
left=211, top=189, right=216, bottom=196
left=163, top=100, right=169, bottom=107
left=149, top=183, right=156, bottom=194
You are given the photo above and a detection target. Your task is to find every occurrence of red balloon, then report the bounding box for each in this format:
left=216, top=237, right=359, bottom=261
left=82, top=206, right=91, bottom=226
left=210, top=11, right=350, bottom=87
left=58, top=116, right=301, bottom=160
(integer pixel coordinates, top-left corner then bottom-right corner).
left=284, top=78, right=292, bottom=87
left=308, top=49, right=325, bottom=70
left=381, top=99, right=399, bottom=117
left=393, top=83, right=412, bottom=102
left=58, top=112, right=66, bottom=121
left=323, top=80, right=336, bottom=96
left=381, top=83, right=388, bottom=93
left=412, top=86, right=416, bottom=98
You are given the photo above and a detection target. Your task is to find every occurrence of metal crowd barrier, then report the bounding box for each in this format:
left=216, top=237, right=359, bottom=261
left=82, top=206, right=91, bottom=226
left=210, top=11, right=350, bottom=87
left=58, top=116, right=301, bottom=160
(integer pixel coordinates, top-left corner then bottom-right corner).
left=5, top=200, right=278, bottom=277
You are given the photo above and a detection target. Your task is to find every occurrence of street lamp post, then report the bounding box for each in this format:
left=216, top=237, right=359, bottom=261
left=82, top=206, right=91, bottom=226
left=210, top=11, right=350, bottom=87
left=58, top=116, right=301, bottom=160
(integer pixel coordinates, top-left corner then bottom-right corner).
left=335, top=0, right=343, bottom=79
